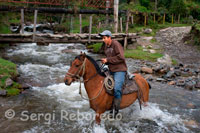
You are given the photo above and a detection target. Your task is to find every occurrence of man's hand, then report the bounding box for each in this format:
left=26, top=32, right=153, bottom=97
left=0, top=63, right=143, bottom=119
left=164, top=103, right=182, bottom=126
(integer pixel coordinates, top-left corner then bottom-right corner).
left=101, top=58, right=107, bottom=64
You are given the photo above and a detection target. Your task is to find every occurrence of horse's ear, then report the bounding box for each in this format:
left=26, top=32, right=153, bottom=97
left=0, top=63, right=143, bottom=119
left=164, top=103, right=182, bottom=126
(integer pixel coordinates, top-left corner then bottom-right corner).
left=79, top=51, right=86, bottom=61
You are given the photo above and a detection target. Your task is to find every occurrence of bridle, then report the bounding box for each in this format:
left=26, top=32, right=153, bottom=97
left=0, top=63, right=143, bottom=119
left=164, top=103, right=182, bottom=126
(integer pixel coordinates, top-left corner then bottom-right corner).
left=66, top=58, right=87, bottom=81
left=65, top=57, right=104, bottom=101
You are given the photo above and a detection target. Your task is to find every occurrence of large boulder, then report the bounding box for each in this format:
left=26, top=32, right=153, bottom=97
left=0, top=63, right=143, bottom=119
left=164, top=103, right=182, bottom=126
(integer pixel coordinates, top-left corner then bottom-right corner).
left=157, top=54, right=172, bottom=66
left=143, top=28, right=152, bottom=34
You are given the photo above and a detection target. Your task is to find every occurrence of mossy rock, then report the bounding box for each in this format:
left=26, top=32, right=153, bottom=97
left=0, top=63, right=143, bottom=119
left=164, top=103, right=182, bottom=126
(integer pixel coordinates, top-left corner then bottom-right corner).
left=6, top=88, right=20, bottom=96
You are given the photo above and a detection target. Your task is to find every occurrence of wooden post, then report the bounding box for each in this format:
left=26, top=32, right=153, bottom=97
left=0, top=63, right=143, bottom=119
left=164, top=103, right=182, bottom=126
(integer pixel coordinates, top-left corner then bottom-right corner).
left=98, top=22, right=101, bottom=29
left=154, top=13, right=156, bottom=23
left=20, top=9, right=24, bottom=34
left=106, top=0, right=110, bottom=25
left=144, top=14, right=147, bottom=26
left=114, top=0, right=119, bottom=33
left=178, top=14, right=180, bottom=24
left=163, top=13, right=165, bottom=24
left=172, top=14, right=174, bottom=24
left=60, top=13, right=65, bottom=24
left=155, top=0, right=158, bottom=11
left=120, top=17, right=123, bottom=32
left=131, top=15, right=134, bottom=24
left=88, top=16, right=92, bottom=44
left=70, top=15, right=73, bottom=33
left=124, top=10, right=129, bottom=50
left=79, top=14, right=82, bottom=33
left=33, top=10, right=38, bottom=42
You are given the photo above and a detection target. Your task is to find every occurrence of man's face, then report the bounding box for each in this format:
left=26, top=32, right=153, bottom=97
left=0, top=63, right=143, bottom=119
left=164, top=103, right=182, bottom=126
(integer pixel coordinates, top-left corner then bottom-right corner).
left=102, top=36, right=111, bottom=45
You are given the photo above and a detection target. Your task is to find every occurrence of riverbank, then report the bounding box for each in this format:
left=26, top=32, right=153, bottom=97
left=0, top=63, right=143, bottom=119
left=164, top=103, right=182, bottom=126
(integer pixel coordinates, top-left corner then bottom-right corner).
left=0, top=57, right=21, bottom=96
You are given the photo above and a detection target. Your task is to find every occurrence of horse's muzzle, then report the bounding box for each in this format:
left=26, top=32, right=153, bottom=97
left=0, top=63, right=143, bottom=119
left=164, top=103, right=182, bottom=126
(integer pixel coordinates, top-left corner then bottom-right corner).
left=64, top=79, right=71, bottom=86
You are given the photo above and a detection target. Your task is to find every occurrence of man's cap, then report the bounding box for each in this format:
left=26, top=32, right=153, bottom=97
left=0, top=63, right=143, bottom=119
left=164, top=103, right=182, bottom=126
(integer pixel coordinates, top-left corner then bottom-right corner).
left=99, top=30, right=112, bottom=37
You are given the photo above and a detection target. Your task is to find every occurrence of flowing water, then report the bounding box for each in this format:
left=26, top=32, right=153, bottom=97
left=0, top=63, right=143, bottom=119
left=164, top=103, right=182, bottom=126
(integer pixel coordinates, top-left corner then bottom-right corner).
left=0, top=43, right=199, bottom=133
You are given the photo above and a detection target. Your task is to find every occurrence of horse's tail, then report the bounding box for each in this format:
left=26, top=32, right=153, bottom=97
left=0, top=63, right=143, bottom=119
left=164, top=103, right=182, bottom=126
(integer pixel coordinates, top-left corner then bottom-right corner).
left=148, top=82, right=151, bottom=89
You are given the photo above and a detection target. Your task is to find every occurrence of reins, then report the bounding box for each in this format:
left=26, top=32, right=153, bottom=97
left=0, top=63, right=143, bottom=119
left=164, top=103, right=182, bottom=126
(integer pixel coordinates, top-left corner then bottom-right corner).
left=66, top=57, right=104, bottom=101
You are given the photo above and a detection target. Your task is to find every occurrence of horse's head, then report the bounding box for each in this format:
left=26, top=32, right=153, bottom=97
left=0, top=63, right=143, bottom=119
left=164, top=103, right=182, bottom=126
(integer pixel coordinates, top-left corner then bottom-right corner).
left=64, top=52, right=87, bottom=85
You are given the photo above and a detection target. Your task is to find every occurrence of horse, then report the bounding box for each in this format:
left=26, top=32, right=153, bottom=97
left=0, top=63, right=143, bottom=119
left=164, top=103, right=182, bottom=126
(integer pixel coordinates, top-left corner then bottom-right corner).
left=64, top=53, right=150, bottom=124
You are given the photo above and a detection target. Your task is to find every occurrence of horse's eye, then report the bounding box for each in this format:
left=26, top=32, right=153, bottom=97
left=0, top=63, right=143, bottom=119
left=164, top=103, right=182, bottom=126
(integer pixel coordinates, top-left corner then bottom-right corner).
left=75, top=65, right=79, bottom=67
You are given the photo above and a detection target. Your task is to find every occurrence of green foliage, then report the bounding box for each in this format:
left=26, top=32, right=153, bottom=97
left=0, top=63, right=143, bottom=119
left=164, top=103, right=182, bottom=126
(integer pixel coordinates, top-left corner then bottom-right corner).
left=139, top=0, right=150, bottom=9
left=124, top=46, right=163, bottom=62
left=87, top=43, right=103, bottom=53
left=170, top=0, right=187, bottom=15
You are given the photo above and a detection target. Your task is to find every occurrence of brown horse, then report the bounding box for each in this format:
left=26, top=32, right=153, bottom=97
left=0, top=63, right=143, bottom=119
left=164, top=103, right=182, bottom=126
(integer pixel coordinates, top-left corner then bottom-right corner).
left=64, top=53, right=150, bottom=124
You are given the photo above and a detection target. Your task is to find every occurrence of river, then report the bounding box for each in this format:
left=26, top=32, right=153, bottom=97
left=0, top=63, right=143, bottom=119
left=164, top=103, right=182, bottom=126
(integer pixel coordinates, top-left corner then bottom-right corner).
left=0, top=43, right=199, bottom=133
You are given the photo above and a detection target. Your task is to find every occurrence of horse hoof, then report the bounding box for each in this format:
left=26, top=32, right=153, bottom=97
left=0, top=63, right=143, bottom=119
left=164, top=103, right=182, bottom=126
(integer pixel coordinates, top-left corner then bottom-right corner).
left=143, top=102, right=148, bottom=107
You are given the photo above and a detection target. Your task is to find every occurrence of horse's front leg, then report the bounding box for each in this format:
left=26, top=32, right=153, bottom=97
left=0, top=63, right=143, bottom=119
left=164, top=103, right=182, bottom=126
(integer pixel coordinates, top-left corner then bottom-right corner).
left=95, top=111, right=104, bottom=125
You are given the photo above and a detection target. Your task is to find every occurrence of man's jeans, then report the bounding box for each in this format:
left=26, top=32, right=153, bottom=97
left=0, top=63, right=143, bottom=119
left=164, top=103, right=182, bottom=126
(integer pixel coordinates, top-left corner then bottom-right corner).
left=110, top=71, right=126, bottom=99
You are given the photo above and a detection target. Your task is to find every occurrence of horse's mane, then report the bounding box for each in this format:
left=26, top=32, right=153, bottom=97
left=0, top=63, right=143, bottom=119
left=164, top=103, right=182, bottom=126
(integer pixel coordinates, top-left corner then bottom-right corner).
left=75, top=55, right=106, bottom=77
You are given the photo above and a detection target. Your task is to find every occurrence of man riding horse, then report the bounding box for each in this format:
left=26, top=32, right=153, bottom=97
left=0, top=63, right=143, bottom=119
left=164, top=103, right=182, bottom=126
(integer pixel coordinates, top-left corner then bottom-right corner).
left=99, top=30, right=127, bottom=118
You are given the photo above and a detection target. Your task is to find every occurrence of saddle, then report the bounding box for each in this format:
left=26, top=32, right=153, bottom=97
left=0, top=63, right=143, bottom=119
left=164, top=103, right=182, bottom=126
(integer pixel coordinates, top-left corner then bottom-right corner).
left=104, top=73, right=140, bottom=96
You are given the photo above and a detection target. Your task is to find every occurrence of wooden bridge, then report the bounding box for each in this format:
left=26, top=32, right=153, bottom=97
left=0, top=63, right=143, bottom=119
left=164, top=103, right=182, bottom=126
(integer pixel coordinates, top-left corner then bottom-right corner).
left=0, top=33, right=138, bottom=46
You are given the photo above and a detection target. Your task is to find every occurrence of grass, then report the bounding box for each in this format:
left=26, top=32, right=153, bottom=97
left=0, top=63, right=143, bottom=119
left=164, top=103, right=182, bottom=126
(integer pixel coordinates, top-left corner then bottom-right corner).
left=0, top=58, right=21, bottom=96
left=124, top=46, right=163, bottom=62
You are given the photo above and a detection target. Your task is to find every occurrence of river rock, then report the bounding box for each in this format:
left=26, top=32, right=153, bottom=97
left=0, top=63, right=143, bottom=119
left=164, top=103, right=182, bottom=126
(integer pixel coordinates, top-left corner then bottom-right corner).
left=156, top=78, right=165, bottom=82
left=184, top=120, right=199, bottom=128
left=195, top=81, right=200, bottom=88
left=168, top=81, right=176, bottom=85
left=75, top=45, right=86, bottom=50
left=165, top=70, right=175, bottom=78
left=174, top=69, right=181, bottom=76
left=176, top=80, right=185, bottom=86
left=143, top=28, right=152, bottom=34
left=0, top=89, right=7, bottom=96
left=6, top=78, right=13, bottom=87
left=141, top=67, right=153, bottom=74
left=149, top=49, right=156, bottom=53
left=187, top=103, right=196, bottom=109
left=37, top=42, right=49, bottom=46
left=67, top=46, right=75, bottom=49
left=180, top=71, right=189, bottom=77
left=185, top=81, right=196, bottom=90
left=153, top=64, right=164, bottom=72
left=61, top=49, right=74, bottom=53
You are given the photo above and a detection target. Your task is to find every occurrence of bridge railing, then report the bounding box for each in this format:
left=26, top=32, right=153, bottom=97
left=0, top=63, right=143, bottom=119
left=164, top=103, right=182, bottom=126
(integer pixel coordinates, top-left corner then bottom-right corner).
left=0, top=0, right=114, bottom=8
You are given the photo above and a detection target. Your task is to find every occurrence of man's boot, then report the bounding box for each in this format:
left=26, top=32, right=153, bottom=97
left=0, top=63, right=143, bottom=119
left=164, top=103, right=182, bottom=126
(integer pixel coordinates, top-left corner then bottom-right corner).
left=110, top=98, right=121, bottom=118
